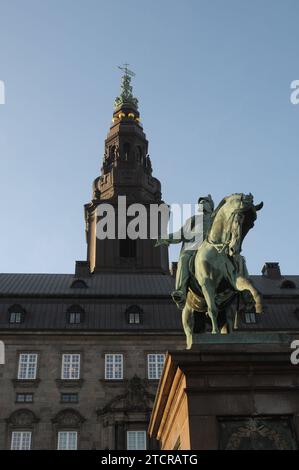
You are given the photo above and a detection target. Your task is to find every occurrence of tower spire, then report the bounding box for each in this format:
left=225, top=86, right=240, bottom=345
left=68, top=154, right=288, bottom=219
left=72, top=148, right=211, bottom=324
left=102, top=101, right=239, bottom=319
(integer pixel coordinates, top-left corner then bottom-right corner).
left=80, top=67, right=169, bottom=275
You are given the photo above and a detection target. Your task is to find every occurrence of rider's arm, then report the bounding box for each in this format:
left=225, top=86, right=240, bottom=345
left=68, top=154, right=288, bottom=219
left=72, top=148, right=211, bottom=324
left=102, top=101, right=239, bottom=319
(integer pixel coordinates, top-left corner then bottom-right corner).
left=155, top=226, right=183, bottom=246
left=168, top=226, right=184, bottom=244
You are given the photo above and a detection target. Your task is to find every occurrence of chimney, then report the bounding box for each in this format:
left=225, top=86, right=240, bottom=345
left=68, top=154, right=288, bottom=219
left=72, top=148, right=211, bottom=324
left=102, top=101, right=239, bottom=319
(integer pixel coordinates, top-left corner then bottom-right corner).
left=170, top=262, right=178, bottom=278
left=262, top=262, right=281, bottom=279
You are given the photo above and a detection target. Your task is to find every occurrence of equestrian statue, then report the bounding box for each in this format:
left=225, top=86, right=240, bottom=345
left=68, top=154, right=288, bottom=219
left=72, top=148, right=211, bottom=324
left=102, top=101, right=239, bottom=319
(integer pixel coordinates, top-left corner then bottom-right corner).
left=156, top=193, right=263, bottom=349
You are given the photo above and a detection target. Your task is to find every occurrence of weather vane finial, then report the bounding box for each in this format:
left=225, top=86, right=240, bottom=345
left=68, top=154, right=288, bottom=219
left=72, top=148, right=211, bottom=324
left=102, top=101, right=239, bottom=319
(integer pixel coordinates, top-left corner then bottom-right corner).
left=114, top=64, right=138, bottom=110
left=118, top=63, right=135, bottom=78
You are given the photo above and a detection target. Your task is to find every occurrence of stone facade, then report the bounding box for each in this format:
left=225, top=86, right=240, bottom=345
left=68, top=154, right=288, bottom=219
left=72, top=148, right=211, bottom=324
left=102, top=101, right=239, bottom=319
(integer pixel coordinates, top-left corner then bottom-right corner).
left=0, top=333, right=184, bottom=449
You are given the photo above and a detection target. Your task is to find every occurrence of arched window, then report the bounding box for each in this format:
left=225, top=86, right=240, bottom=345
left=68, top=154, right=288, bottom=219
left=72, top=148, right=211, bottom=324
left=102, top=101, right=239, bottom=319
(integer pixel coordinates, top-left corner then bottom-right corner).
left=7, top=409, right=39, bottom=450
left=136, top=145, right=143, bottom=162
left=70, top=279, right=88, bottom=289
left=67, top=305, right=85, bottom=324
left=8, top=304, right=26, bottom=324
left=52, top=409, right=85, bottom=450
left=126, top=305, right=143, bottom=325
left=280, top=280, right=296, bottom=289
left=123, top=142, right=130, bottom=160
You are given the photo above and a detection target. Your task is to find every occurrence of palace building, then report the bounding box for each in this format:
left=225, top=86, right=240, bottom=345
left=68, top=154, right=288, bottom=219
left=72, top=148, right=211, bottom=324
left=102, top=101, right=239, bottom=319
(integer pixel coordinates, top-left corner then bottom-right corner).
left=0, top=71, right=299, bottom=450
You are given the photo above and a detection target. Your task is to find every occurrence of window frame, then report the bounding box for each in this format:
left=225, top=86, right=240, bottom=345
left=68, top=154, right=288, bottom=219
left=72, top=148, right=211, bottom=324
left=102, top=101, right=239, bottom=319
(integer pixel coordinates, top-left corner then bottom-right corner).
left=60, top=393, right=79, bottom=404
left=244, top=312, right=256, bottom=324
left=61, top=353, right=81, bottom=380
left=126, top=430, right=147, bottom=450
left=69, top=312, right=82, bottom=324
left=17, top=353, right=38, bottom=380
left=105, top=353, right=123, bottom=380
left=15, top=393, right=34, bottom=403
left=126, top=305, right=143, bottom=325
left=147, top=353, right=165, bottom=380
left=9, top=311, right=23, bottom=324
left=11, top=431, right=32, bottom=450
left=129, top=312, right=140, bottom=324
left=67, top=305, right=85, bottom=325
left=57, top=430, right=78, bottom=450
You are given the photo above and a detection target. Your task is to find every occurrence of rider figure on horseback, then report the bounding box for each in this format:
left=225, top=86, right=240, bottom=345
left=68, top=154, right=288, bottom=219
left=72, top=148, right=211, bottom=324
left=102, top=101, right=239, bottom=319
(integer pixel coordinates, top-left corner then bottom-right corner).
left=156, top=195, right=214, bottom=310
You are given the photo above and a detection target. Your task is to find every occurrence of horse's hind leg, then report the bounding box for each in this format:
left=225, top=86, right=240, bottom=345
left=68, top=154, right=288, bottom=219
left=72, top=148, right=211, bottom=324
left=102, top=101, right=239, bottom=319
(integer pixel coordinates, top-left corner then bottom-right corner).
left=235, top=276, right=263, bottom=314
left=201, top=280, right=219, bottom=334
left=182, top=304, right=194, bottom=350
left=221, top=303, right=235, bottom=334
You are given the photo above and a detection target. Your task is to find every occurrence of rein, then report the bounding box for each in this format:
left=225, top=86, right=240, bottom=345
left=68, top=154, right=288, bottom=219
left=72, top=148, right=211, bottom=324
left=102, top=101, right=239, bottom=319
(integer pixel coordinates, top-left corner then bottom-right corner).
left=206, top=203, right=249, bottom=254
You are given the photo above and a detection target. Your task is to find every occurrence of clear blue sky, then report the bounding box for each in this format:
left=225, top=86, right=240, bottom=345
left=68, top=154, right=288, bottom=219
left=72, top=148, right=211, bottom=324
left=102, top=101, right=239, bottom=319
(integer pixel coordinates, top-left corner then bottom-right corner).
left=0, top=0, right=298, bottom=275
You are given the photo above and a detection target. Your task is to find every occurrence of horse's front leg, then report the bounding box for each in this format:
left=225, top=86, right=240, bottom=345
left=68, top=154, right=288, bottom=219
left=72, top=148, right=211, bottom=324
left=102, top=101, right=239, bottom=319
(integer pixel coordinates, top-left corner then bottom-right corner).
left=235, top=276, right=263, bottom=314
left=201, top=280, right=219, bottom=334
left=182, top=303, right=194, bottom=350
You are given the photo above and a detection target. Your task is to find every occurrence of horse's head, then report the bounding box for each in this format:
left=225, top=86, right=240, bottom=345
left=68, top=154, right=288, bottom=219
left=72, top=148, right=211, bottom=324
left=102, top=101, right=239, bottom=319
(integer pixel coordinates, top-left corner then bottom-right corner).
left=208, top=193, right=263, bottom=255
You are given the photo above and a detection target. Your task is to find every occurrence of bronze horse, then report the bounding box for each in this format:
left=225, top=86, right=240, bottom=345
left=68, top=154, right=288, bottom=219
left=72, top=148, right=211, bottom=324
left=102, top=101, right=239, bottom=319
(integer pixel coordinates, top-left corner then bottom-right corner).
left=182, top=193, right=263, bottom=349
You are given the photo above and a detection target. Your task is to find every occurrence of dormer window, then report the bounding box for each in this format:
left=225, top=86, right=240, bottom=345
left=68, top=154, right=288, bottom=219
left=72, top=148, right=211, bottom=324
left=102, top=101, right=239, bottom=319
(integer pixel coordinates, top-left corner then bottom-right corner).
left=129, top=312, right=140, bottom=324
left=69, top=313, right=81, bottom=324
left=280, top=280, right=296, bottom=289
left=126, top=305, right=142, bottom=325
left=9, top=305, right=25, bottom=324
left=244, top=312, right=256, bottom=324
left=67, top=305, right=85, bottom=325
left=10, top=312, right=22, bottom=324
left=70, top=279, right=88, bottom=289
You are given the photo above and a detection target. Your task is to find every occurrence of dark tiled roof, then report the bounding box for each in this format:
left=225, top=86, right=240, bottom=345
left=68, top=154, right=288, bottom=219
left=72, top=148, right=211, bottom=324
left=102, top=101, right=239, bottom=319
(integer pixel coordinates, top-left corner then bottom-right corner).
left=0, top=273, right=175, bottom=298
left=0, top=299, right=298, bottom=332
left=0, top=300, right=181, bottom=331
left=0, top=273, right=298, bottom=298
left=0, top=273, right=298, bottom=332
left=250, top=275, right=299, bottom=296
left=239, top=303, right=299, bottom=331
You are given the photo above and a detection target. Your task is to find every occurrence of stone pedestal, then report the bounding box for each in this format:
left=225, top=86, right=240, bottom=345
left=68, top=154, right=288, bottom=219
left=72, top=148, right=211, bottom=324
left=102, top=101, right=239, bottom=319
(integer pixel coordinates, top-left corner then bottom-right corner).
left=148, top=336, right=299, bottom=450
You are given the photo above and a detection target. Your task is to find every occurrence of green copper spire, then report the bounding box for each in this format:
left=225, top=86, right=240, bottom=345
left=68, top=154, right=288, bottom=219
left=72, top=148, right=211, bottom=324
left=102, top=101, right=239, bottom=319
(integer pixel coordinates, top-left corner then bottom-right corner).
left=114, top=64, right=139, bottom=110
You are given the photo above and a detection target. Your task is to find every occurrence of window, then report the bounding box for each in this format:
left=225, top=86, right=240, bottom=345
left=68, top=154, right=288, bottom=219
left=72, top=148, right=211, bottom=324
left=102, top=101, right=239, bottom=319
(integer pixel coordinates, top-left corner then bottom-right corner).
left=105, top=354, right=123, bottom=380
left=148, top=354, right=165, bottom=380
left=61, top=393, right=79, bottom=403
left=57, top=431, right=78, bottom=450
left=16, top=393, right=33, bottom=403
left=280, top=280, right=296, bottom=289
left=18, top=353, right=38, bottom=380
left=61, top=354, right=80, bottom=380
left=70, top=279, right=88, bottom=289
left=123, top=142, right=130, bottom=159
left=244, top=312, right=256, bottom=324
left=9, top=312, right=23, bottom=324
left=126, top=305, right=142, bottom=324
left=119, top=239, right=136, bottom=258
left=67, top=305, right=84, bottom=324
left=129, top=312, right=140, bottom=324
left=8, top=305, right=25, bottom=323
left=11, top=431, right=32, bottom=450
left=127, top=431, right=146, bottom=450
left=69, top=312, right=82, bottom=324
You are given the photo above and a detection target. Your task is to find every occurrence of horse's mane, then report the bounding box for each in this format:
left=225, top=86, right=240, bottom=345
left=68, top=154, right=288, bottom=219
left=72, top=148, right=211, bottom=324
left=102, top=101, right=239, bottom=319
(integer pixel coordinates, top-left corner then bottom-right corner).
left=210, top=196, right=228, bottom=220
left=206, top=193, right=244, bottom=240
left=210, top=193, right=244, bottom=220
left=205, top=196, right=227, bottom=240
left=206, top=193, right=256, bottom=243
